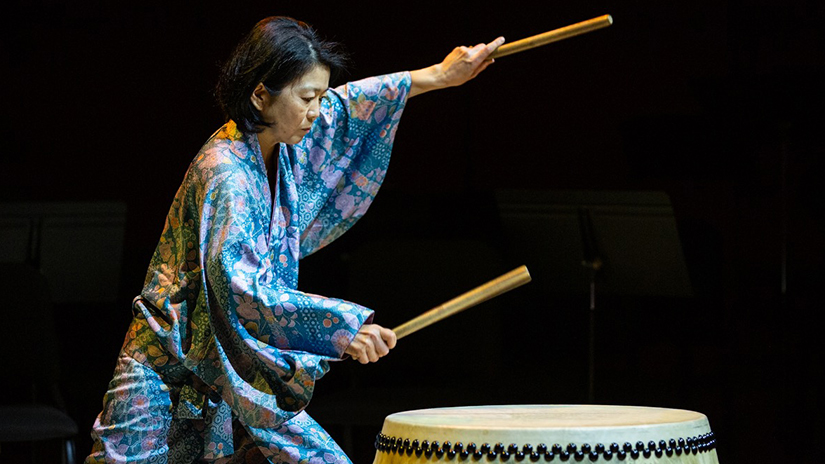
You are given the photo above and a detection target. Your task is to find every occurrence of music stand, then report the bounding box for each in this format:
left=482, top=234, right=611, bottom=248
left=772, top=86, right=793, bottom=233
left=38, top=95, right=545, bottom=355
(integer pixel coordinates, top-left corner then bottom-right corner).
left=494, top=189, right=692, bottom=403
left=0, top=202, right=127, bottom=304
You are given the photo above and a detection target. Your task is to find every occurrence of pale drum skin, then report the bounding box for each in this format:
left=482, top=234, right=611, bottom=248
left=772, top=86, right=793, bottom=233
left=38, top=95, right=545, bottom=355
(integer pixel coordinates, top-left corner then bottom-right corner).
left=374, top=405, right=719, bottom=464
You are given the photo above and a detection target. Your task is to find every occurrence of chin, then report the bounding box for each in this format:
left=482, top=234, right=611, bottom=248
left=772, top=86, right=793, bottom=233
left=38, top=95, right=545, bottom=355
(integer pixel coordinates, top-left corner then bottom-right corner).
left=289, top=134, right=308, bottom=145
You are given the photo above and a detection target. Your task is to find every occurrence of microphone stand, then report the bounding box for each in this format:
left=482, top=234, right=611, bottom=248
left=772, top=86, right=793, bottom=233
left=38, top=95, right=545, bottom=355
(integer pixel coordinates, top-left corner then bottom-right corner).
left=578, top=207, right=603, bottom=404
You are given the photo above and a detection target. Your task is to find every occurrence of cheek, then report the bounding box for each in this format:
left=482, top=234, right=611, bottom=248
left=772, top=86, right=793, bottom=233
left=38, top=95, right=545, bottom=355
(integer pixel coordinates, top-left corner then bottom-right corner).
left=284, top=105, right=305, bottom=123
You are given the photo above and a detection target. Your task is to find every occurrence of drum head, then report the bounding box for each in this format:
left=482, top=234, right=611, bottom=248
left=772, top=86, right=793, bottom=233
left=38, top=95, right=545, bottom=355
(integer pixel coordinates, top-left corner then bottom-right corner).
left=376, top=405, right=717, bottom=463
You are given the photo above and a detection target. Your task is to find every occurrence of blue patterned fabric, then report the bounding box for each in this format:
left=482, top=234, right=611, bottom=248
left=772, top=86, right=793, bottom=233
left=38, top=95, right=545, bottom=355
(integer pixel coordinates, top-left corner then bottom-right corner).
left=86, top=72, right=411, bottom=463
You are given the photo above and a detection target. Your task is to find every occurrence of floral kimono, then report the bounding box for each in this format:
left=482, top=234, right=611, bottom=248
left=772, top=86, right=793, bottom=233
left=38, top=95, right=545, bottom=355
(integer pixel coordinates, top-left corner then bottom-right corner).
left=86, top=72, right=411, bottom=463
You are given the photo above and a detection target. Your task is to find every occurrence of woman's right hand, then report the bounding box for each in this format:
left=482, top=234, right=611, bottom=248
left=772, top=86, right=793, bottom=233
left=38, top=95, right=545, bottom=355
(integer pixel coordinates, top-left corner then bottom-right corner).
left=345, top=324, right=397, bottom=364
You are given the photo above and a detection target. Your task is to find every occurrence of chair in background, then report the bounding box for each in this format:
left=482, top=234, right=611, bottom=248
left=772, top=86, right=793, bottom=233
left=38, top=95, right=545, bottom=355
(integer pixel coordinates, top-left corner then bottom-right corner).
left=0, top=263, right=78, bottom=464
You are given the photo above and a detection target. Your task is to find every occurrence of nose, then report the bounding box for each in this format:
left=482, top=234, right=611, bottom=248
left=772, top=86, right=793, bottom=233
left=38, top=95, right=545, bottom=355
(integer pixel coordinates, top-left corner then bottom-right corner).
left=307, top=98, right=321, bottom=121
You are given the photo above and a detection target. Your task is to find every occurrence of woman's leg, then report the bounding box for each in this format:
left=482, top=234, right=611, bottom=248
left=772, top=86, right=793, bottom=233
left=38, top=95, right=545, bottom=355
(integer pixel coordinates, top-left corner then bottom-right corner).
left=85, top=352, right=176, bottom=463
left=85, top=316, right=198, bottom=464
left=243, top=411, right=351, bottom=464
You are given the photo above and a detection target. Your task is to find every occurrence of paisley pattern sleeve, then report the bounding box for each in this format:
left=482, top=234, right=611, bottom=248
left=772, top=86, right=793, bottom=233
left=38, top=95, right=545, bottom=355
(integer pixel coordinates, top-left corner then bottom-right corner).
left=292, top=72, right=411, bottom=256
left=132, top=133, right=375, bottom=428
left=190, top=153, right=374, bottom=427
left=199, top=166, right=370, bottom=357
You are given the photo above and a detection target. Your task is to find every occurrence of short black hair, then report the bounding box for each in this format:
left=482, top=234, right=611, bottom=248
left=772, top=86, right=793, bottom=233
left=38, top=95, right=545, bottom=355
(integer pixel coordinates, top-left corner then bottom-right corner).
left=215, top=16, right=348, bottom=133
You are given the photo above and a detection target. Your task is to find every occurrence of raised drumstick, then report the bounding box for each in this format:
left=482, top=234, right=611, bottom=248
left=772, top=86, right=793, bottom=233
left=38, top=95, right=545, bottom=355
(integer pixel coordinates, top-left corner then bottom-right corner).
left=489, top=14, right=613, bottom=59
left=392, top=266, right=531, bottom=340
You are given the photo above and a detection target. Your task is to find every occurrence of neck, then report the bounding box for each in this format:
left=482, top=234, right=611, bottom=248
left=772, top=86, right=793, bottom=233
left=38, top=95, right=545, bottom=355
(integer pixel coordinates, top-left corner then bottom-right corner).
left=257, top=132, right=278, bottom=167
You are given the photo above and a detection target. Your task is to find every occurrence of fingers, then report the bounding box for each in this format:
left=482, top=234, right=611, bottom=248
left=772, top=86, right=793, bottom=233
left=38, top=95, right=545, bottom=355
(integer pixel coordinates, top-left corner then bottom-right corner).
left=346, top=324, right=397, bottom=364
left=487, top=36, right=506, bottom=55
left=469, top=36, right=505, bottom=62
left=469, top=59, right=494, bottom=80
left=381, top=326, right=398, bottom=350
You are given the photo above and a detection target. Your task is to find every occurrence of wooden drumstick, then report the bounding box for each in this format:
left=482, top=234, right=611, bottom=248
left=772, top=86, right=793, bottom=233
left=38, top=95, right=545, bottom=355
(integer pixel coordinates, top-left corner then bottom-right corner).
left=392, top=266, right=531, bottom=340
left=489, top=14, right=613, bottom=59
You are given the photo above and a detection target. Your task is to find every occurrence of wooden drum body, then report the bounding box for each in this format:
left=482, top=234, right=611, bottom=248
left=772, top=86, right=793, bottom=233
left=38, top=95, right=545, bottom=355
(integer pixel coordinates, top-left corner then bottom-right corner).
left=374, top=405, right=718, bottom=464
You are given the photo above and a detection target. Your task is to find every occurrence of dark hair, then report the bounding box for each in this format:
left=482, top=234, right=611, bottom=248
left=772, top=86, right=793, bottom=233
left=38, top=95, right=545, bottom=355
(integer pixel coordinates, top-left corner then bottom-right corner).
left=215, top=16, right=348, bottom=133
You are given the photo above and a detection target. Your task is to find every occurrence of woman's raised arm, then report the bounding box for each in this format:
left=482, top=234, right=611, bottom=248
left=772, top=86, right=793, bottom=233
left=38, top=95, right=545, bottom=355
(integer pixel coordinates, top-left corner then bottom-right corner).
left=409, top=36, right=505, bottom=98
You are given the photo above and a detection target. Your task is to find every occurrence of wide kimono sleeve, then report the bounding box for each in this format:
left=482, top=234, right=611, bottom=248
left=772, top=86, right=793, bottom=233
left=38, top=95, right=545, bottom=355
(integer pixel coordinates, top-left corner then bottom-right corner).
left=183, top=146, right=374, bottom=428
left=292, top=72, right=411, bottom=256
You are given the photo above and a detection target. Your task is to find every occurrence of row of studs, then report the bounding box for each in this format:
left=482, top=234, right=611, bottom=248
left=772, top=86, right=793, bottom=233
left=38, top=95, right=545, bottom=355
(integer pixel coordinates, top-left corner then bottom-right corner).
left=375, top=432, right=716, bottom=461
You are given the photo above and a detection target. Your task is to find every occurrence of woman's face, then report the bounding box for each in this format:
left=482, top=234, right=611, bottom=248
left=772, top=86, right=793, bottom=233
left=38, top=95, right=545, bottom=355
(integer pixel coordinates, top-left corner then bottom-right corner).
left=254, top=64, right=331, bottom=145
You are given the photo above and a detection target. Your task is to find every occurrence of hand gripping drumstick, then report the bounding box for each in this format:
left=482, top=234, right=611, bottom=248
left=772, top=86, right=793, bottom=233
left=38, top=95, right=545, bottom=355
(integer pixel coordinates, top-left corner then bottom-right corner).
left=392, top=266, right=531, bottom=340
left=489, top=14, right=613, bottom=59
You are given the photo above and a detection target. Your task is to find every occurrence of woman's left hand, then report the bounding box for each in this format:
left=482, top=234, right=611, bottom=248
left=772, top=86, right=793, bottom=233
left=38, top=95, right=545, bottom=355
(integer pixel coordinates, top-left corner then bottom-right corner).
left=410, top=36, right=505, bottom=97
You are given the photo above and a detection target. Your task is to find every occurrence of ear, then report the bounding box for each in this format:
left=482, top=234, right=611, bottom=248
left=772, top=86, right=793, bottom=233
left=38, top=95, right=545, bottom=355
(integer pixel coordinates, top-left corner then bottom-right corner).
left=250, top=83, right=269, bottom=111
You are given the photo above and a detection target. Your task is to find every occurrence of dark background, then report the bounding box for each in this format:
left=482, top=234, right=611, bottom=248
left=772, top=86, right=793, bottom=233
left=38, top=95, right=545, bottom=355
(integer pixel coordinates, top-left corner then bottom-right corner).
left=2, top=0, right=823, bottom=462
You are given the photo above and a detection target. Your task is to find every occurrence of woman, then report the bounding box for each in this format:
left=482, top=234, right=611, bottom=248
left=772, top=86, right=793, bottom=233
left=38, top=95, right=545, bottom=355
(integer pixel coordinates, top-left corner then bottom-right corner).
left=87, top=16, right=504, bottom=464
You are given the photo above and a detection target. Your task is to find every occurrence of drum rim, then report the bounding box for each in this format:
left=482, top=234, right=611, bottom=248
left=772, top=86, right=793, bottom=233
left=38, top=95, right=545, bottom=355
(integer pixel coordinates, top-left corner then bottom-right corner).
left=385, top=404, right=709, bottom=428
left=374, top=431, right=718, bottom=461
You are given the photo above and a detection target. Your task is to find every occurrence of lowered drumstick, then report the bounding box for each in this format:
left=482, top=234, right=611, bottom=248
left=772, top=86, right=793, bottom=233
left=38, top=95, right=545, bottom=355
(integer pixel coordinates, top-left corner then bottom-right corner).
left=489, top=14, right=613, bottom=59
left=392, top=266, right=531, bottom=340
